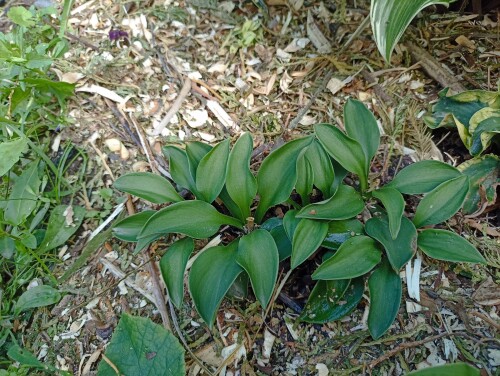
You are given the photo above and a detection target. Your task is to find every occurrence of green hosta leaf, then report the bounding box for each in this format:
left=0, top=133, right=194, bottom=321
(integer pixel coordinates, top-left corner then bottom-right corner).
left=458, top=154, right=500, bottom=214
left=413, top=175, right=469, bottom=228
left=291, top=219, right=329, bottom=269
left=139, top=201, right=243, bottom=239
left=237, top=230, right=279, bottom=309
left=114, top=172, right=183, bottom=203
left=160, top=238, right=194, bottom=308
left=295, top=151, right=314, bottom=205
left=372, top=187, right=404, bottom=239
left=344, top=99, right=380, bottom=167
left=186, top=141, right=212, bottom=178
left=38, top=205, right=86, bottom=253
left=365, top=216, right=416, bottom=271
left=304, top=140, right=335, bottom=198
left=367, top=259, right=402, bottom=339
left=255, top=136, right=314, bottom=222
left=315, top=123, right=368, bottom=190
left=189, top=241, right=243, bottom=327
left=299, top=277, right=364, bottom=324
left=113, top=211, right=155, bottom=242
left=322, top=219, right=364, bottom=250
left=283, top=209, right=301, bottom=241
left=407, top=363, right=480, bottom=376
left=313, top=236, right=381, bottom=280
left=418, top=229, right=486, bottom=264
left=297, top=184, right=364, bottom=220
left=370, top=0, right=454, bottom=62
left=163, top=145, right=198, bottom=195
left=386, top=160, right=461, bottom=194
left=468, top=108, right=500, bottom=156
left=0, top=138, right=28, bottom=177
left=97, top=314, right=185, bottom=376
left=196, top=139, right=230, bottom=203
left=4, top=161, right=41, bottom=226
left=15, top=285, right=61, bottom=315
left=7, top=6, right=35, bottom=27
left=226, top=133, right=257, bottom=221
left=270, top=225, right=292, bottom=261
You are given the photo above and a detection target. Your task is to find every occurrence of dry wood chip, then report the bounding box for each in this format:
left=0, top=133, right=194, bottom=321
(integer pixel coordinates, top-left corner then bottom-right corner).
left=76, top=85, right=126, bottom=104
left=307, top=10, right=332, bottom=53
left=455, top=35, right=476, bottom=51
left=472, top=277, right=500, bottom=305
left=206, top=100, right=241, bottom=132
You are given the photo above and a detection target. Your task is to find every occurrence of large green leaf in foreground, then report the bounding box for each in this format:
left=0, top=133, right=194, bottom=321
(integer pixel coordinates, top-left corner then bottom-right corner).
left=97, top=314, right=185, bottom=376
left=407, top=363, right=480, bottom=376
left=113, top=172, right=183, bottom=204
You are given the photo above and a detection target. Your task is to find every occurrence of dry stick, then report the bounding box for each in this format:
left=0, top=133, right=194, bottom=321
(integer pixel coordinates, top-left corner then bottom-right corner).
left=470, top=311, right=500, bottom=331
left=153, top=77, right=192, bottom=136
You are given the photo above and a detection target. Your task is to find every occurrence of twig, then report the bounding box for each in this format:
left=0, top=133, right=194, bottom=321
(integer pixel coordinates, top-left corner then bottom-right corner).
left=470, top=311, right=500, bottom=331
left=339, top=16, right=371, bottom=54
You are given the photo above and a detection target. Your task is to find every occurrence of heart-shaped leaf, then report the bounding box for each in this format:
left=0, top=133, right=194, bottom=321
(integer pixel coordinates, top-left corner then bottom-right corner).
left=365, top=216, right=416, bottom=271
left=291, top=219, right=329, bottom=269
left=372, top=187, right=404, bottom=239
left=237, top=230, right=279, bottom=309
left=295, top=151, right=314, bottom=205
left=368, top=259, right=402, bottom=339
left=114, top=172, right=183, bottom=204
left=417, top=229, right=486, bottom=264
left=139, top=201, right=243, bottom=240
left=322, top=219, right=364, bottom=250
left=297, top=184, right=364, bottom=220
left=196, top=139, right=230, bottom=203
left=189, top=241, right=243, bottom=327
left=226, top=133, right=257, bottom=221
left=413, top=175, right=469, bottom=228
left=160, top=238, right=194, bottom=308
left=112, top=211, right=156, bottom=241
left=255, top=136, right=314, bottom=222
left=163, top=145, right=198, bottom=195
left=386, top=160, right=461, bottom=194
left=304, top=140, right=335, bottom=198
left=313, top=236, right=381, bottom=280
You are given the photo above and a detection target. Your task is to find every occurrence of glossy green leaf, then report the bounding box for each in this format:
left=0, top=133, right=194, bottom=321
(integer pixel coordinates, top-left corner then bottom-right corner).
left=331, top=158, right=349, bottom=194
left=367, top=259, right=402, bottom=339
left=413, top=175, right=469, bottom=228
left=218, top=185, right=243, bottom=220
left=196, top=139, right=230, bottom=203
left=283, top=209, right=300, bottom=241
left=304, top=140, right=335, bottom=198
left=297, top=184, right=364, bottom=220
left=299, top=277, right=364, bottom=324
left=365, top=216, right=416, bottom=271
left=469, top=109, right=500, bottom=156
left=139, top=201, right=243, bottom=240
left=418, top=229, right=486, bottom=264
left=344, top=99, right=380, bottom=166
left=134, top=234, right=163, bottom=255
left=97, top=314, right=185, bottom=376
left=113, top=211, right=155, bottom=242
left=315, top=123, right=368, bottom=191
left=371, top=0, right=454, bottom=62
left=372, top=187, right=404, bottom=239
left=38, top=205, right=86, bottom=253
left=189, top=241, right=243, bottom=327
left=291, top=219, right=329, bottom=269
left=114, top=172, right=183, bottom=204
left=226, top=133, right=257, bottom=221
left=313, top=236, right=381, bottom=280
left=386, top=160, right=462, bottom=194
left=162, top=145, right=198, bottom=195
left=255, top=136, right=314, bottom=223
left=160, top=238, right=194, bottom=308
left=295, top=151, right=314, bottom=205
left=322, top=219, right=364, bottom=250
left=458, top=154, right=500, bottom=214
left=15, top=285, right=61, bottom=315
left=407, top=363, right=480, bottom=376
left=0, top=137, right=28, bottom=177
left=4, top=161, right=41, bottom=226
left=270, top=225, right=292, bottom=261
left=237, top=230, right=279, bottom=308
left=186, top=141, right=212, bottom=178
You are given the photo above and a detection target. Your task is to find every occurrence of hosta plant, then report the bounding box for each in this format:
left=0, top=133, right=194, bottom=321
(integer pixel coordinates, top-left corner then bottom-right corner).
left=113, top=99, right=485, bottom=339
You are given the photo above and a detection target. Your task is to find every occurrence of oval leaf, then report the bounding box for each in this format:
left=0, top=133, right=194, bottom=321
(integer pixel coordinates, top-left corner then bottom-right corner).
left=291, top=219, right=329, bottom=269
left=386, top=160, right=461, bottom=194
left=413, top=175, right=469, bottom=228
left=114, top=172, right=183, bottom=204
left=322, top=219, right=365, bottom=250
left=365, top=216, right=416, bottom=271
left=297, top=184, right=365, bottom=220
left=304, top=140, right=335, bottom=198
left=139, top=201, right=243, bottom=239
left=417, top=229, right=486, bottom=264
left=407, top=363, right=480, bottom=376
left=236, top=230, right=279, bottom=309
left=226, top=133, right=257, bottom=221
left=313, top=236, right=381, bottom=280
left=189, top=242, right=243, bottom=327
left=368, top=259, right=402, bottom=339
left=160, top=238, right=195, bottom=308
left=15, top=285, right=61, bottom=315
left=196, top=139, right=230, bottom=203
left=162, top=145, right=198, bottom=195
left=113, top=211, right=155, bottom=242
left=255, top=136, right=314, bottom=223
left=372, top=187, right=404, bottom=239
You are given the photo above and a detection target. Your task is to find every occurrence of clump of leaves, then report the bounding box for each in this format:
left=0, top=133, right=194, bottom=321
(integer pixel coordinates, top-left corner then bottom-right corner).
left=223, top=18, right=263, bottom=54
left=113, top=99, right=485, bottom=340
